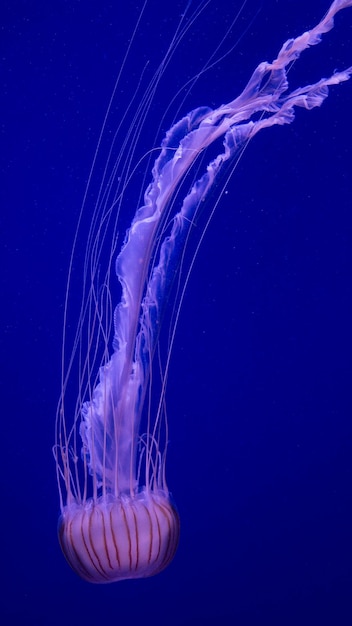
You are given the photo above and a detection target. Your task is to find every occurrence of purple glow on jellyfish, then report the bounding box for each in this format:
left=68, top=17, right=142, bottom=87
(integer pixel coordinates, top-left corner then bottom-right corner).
left=55, top=0, right=351, bottom=583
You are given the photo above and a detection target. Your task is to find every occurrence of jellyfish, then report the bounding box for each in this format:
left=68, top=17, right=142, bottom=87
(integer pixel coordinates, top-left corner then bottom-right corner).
left=55, top=0, right=351, bottom=583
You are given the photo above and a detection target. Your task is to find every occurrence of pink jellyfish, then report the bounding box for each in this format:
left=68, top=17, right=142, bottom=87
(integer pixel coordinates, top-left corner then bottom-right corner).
left=55, top=0, right=351, bottom=583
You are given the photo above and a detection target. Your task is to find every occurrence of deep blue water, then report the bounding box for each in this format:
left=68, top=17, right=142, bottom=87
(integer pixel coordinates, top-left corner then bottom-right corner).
left=1, top=1, right=352, bottom=624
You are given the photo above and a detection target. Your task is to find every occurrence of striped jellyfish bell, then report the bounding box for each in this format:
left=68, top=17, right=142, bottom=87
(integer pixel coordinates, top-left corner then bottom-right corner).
left=58, top=490, right=179, bottom=583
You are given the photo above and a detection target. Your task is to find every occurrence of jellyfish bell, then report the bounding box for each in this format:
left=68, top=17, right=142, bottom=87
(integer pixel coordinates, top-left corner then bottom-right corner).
left=58, top=489, right=179, bottom=583
left=55, top=0, right=351, bottom=583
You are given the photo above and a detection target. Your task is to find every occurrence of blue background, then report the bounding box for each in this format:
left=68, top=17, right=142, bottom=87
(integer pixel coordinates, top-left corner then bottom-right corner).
left=1, top=1, right=352, bottom=624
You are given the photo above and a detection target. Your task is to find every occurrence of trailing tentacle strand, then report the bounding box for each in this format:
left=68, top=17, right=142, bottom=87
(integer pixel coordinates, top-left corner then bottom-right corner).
left=80, top=0, right=351, bottom=498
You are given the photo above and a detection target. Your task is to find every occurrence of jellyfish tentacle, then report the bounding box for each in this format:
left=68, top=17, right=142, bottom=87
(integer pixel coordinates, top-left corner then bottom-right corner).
left=79, top=0, right=351, bottom=501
